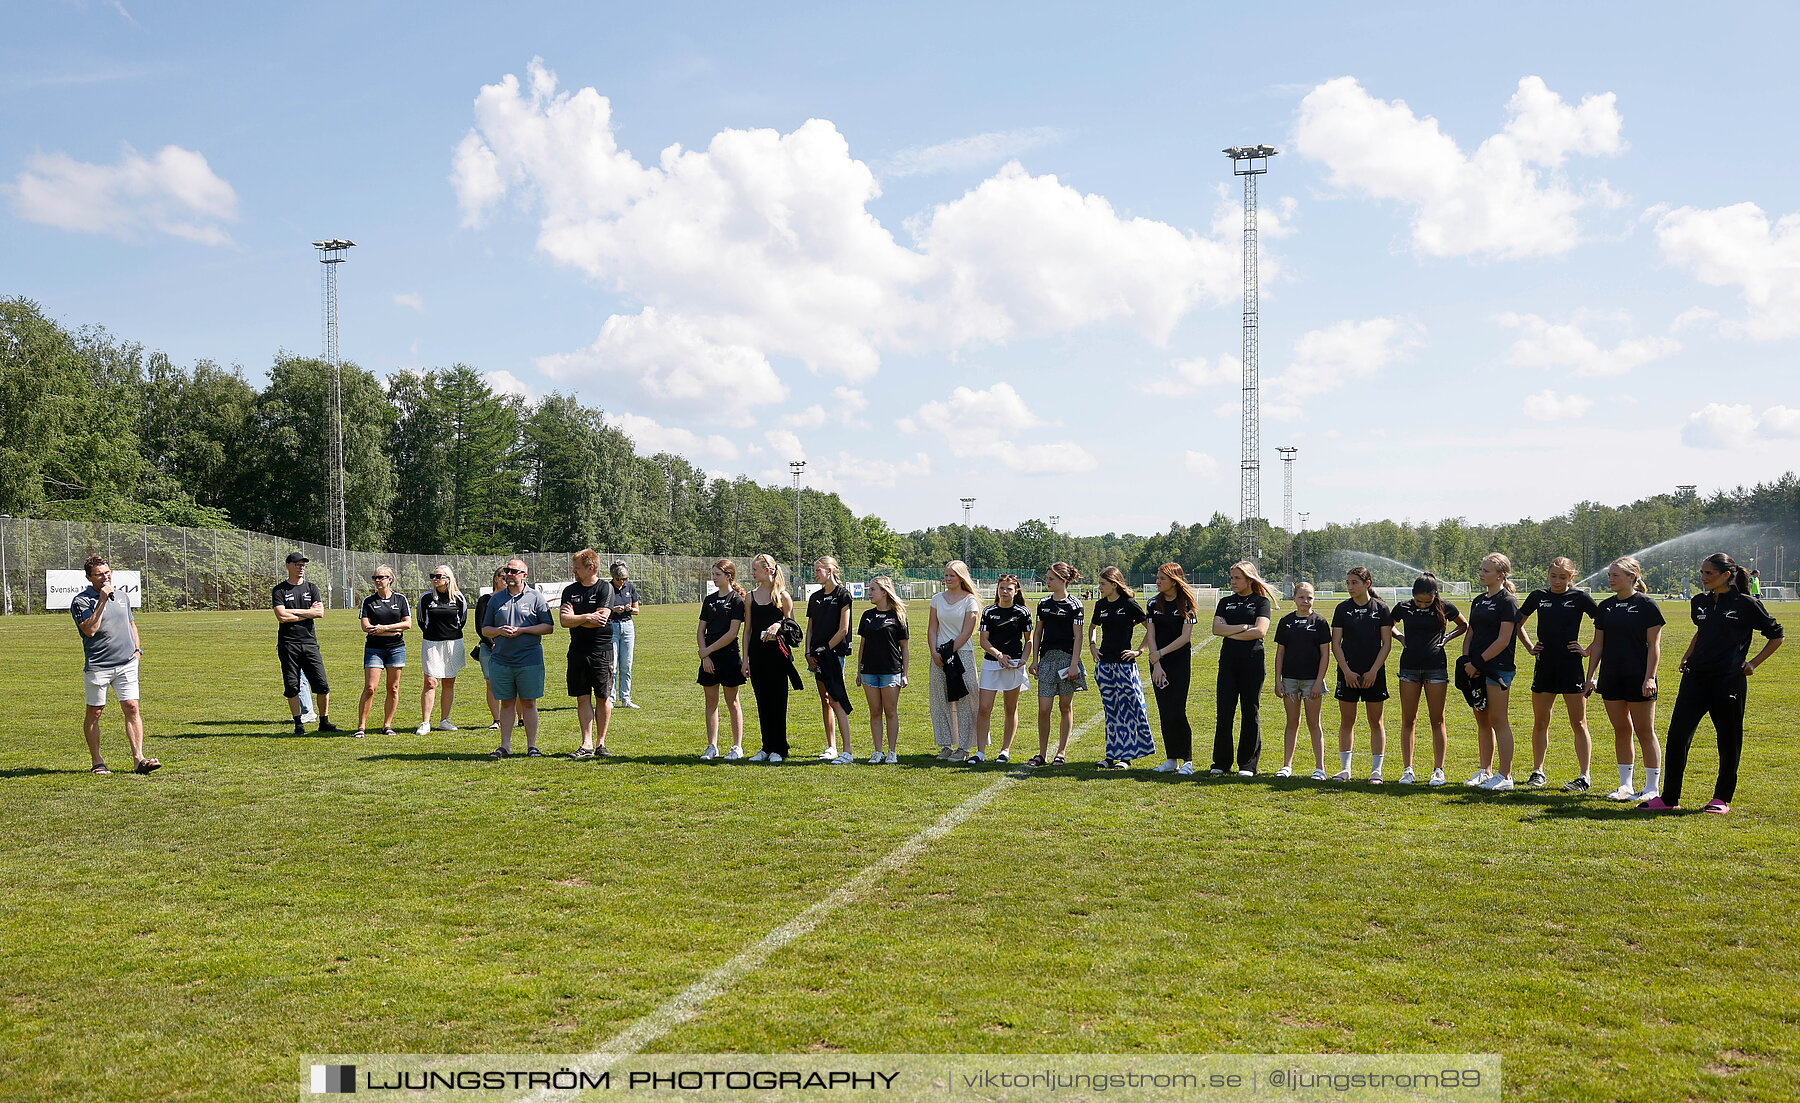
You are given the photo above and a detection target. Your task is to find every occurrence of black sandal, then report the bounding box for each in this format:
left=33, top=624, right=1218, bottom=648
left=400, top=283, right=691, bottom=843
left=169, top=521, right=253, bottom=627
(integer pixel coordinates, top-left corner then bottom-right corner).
left=133, top=758, right=161, bottom=775
left=527, top=747, right=543, bottom=757
left=488, top=747, right=510, bottom=759
left=1026, top=754, right=1046, bottom=767
left=91, top=762, right=111, bottom=775
left=1052, top=754, right=1065, bottom=766
left=381, top=727, right=396, bottom=738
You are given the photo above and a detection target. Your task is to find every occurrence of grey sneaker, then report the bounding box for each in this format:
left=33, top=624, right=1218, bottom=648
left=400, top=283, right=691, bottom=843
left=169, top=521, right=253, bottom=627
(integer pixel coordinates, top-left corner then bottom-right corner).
left=1562, top=776, right=1592, bottom=793
left=935, top=747, right=953, bottom=760
left=1526, top=770, right=1548, bottom=788
left=948, top=748, right=969, bottom=762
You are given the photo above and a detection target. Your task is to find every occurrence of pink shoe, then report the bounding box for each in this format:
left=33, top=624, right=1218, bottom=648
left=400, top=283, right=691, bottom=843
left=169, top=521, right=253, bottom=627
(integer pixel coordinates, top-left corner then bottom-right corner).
left=1702, top=799, right=1730, bottom=815
left=1636, top=796, right=1678, bottom=811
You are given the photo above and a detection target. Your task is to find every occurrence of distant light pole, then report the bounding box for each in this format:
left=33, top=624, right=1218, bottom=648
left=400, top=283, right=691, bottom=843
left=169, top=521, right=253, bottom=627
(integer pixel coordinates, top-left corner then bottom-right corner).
left=1049, top=515, right=1060, bottom=572
left=1298, top=511, right=1310, bottom=585
left=790, top=461, right=806, bottom=583
left=959, top=498, right=976, bottom=563
left=0, top=513, right=10, bottom=615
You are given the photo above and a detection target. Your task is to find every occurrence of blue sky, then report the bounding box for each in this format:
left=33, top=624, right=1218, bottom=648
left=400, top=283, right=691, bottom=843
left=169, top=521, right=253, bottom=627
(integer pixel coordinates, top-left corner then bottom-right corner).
left=7, top=1, right=1799, bottom=535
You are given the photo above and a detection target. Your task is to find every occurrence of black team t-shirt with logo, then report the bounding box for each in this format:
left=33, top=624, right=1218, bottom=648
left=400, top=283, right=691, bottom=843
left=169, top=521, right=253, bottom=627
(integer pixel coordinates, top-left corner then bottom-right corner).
left=701, top=590, right=746, bottom=648
left=1594, top=592, right=1665, bottom=683
left=1331, top=595, right=1393, bottom=674
left=561, top=578, right=616, bottom=654
left=1274, top=610, right=1332, bottom=679
left=807, top=585, right=854, bottom=656
left=1035, top=595, right=1084, bottom=655
left=1146, top=595, right=1195, bottom=656
left=1092, top=595, right=1147, bottom=663
left=1685, top=590, right=1784, bottom=675
left=1466, top=589, right=1524, bottom=671
left=1214, top=591, right=1273, bottom=657
left=980, top=603, right=1032, bottom=660
left=610, top=580, right=640, bottom=620
left=1519, top=588, right=1599, bottom=652
left=418, top=590, right=468, bottom=641
left=360, top=592, right=410, bottom=652
left=1392, top=599, right=1459, bottom=670
left=857, top=607, right=909, bottom=675
left=273, top=579, right=323, bottom=643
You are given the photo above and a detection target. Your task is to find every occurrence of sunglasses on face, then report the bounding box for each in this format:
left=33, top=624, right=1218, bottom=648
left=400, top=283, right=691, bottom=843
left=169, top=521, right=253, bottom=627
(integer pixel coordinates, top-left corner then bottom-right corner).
left=503, top=568, right=525, bottom=575
left=372, top=575, right=392, bottom=582
left=430, top=574, right=446, bottom=580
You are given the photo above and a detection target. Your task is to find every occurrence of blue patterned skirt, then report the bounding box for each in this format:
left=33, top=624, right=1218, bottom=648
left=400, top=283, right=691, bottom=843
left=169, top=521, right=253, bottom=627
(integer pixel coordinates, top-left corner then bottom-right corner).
left=1095, top=660, right=1156, bottom=761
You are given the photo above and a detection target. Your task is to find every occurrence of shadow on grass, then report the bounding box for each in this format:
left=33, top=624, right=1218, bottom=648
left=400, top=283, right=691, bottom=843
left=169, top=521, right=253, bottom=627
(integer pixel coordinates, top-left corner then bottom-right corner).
left=0, top=767, right=96, bottom=779
left=359, top=752, right=501, bottom=762
left=187, top=718, right=301, bottom=727
left=160, top=727, right=347, bottom=739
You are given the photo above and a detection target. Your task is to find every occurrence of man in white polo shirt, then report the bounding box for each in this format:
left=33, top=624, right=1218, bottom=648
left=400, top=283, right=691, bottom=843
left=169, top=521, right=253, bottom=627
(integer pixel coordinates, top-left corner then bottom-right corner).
left=69, top=555, right=160, bottom=775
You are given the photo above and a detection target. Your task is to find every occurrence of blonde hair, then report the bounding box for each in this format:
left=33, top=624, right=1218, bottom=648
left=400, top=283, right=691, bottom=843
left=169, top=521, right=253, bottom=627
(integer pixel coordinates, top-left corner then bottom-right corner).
left=1230, top=560, right=1278, bottom=606
left=1481, top=552, right=1516, bottom=594
left=434, top=564, right=461, bottom=600
left=751, top=553, right=789, bottom=599
left=945, top=559, right=976, bottom=596
left=372, top=563, right=395, bottom=586
left=868, top=576, right=906, bottom=625
left=813, top=555, right=841, bottom=586
left=1610, top=555, right=1649, bottom=594
left=572, top=548, right=601, bottom=575
left=1548, top=556, right=1578, bottom=581
left=712, top=557, right=746, bottom=598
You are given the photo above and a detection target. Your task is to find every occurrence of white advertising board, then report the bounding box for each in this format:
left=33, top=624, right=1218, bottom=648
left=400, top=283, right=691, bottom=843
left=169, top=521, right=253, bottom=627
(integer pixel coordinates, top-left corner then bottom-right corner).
left=46, top=569, right=142, bottom=610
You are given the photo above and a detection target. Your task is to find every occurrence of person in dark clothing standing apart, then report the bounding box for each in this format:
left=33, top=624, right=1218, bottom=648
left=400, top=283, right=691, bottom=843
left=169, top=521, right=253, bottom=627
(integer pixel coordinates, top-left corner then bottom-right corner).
left=744, top=553, right=795, bottom=763
left=1211, top=560, right=1275, bottom=776
left=1462, top=553, right=1524, bottom=791
left=355, top=564, right=412, bottom=738
left=561, top=549, right=615, bottom=758
left=1144, top=563, right=1199, bottom=774
left=416, top=564, right=468, bottom=735
left=1331, top=565, right=1394, bottom=783
left=1642, top=552, right=1784, bottom=813
left=1273, top=581, right=1332, bottom=780
left=69, top=556, right=159, bottom=775
left=272, top=551, right=338, bottom=735
left=609, top=561, right=642, bottom=709
left=1585, top=556, right=1664, bottom=802
left=1516, top=557, right=1600, bottom=789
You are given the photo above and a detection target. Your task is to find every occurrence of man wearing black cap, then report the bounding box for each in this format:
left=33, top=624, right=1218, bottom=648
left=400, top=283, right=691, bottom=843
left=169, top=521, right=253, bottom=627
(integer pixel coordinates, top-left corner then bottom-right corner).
left=273, top=552, right=339, bottom=734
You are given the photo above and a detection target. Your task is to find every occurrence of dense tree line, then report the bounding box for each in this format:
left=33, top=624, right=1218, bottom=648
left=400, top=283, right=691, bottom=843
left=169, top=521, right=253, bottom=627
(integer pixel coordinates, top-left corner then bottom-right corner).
left=0, top=298, right=869, bottom=563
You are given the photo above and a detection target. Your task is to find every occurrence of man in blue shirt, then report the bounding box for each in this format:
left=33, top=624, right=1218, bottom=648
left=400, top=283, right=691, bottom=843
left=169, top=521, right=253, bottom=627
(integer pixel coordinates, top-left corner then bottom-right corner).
left=69, top=556, right=160, bottom=775
left=481, top=557, right=554, bottom=757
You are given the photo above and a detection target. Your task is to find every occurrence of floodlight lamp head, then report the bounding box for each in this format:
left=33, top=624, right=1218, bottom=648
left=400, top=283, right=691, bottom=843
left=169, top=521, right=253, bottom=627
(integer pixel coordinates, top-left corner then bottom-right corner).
left=312, top=239, right=356, bottom=251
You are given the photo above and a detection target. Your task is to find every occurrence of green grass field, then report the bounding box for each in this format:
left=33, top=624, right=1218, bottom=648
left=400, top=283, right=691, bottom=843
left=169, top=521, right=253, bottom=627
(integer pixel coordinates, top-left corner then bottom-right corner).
left=2, top=601, right=1797, bottom=1102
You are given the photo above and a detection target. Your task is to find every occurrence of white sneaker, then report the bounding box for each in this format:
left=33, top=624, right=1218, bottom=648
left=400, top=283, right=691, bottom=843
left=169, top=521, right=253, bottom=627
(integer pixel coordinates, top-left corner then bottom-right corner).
left=832, top=751, right=854, bottom=765
left=1176, top=762, right=1195, bottom=775
left=1427, top=768, right=1446, bottom=787
left=723, top=746, right=743, bottom=760
left=436, top=720, right=458, bottom=731
left=1328, top=770, right=1351, bottom=782
left=818, top=747, right=839, bottom=760
left=1153, top=759, right=1177, bottom=773
left=1607, top=784, right=1635, bottom=801
left=767, top=753, right=783, bottom=764
left=1209, top=768, right=1224, bottom=776
left=1368, top=769, right=1384, bottom=786
left=1310, top=768, right=1328, bottom=781
left=1465, top=770, right=1491, bottom=787
left=1275, top=765, right=1293, bottom=777
left=884, top=751, right=898, bottom=764
left=1635, top=788, right=1660, bottom=803
left=623, top=700, right=641, bottom=710
left=750, top=751, right=770, bottom=762
left=415, top=721, right=431, bottom=736
left=1480, top=773, right=1515, bottom=791
left=1398, top=767, right=1415, bottom=785
left=868, top=751, right=885, bottom=764
left=700, top=744, right=718, bottom=760
left=1237, top=769, right=1254, bottom=777
left=299, top=711, right=319, bottom=724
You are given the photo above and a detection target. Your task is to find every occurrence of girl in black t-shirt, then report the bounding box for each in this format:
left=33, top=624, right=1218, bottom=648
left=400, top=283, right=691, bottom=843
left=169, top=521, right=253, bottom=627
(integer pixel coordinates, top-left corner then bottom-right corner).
left=696, top=559, right=747, bottom=761
left=808, top=556, right=856, bottom=765
left=1272, top=581, right=1331, bottom=779
left=1583, top=556, right=1665, bottom=802
left=975, top=574, right=1031, bottom=764
left=1089, top=566, right=1154, bottom=768
left=1144, top=562, right=1199, bottom=773
left=1390, top=573, right=1467, bottom=787
left=744, top=554, right=796, bottom=762
left=858, top=576, right=910, bottom=763
left=1462, top=553, right=1523, bottom=791
left=1028, top=562, right=1086, bottom=767
left=1330, top=565, right=1394, bottom=783
left=1516, top=556, right=1599, bottom=791
left=1212, top=560, right=1275, bottom=775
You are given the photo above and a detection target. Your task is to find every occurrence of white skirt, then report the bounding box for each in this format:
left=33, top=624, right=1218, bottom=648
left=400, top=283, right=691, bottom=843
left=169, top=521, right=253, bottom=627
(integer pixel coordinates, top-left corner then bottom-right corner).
left=423, top=638, right=467, bottom=679
left=977, top=656, right=1031, bottom=693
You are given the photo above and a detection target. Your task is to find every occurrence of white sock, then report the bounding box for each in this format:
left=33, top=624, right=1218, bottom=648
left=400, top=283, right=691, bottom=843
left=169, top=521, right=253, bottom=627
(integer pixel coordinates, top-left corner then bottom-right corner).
left=1618, top=763, right=1634, bottom=788
left=1340, top=751, right=1352, bottom=772
left=1645, top=767, right=1661, bottom=791
left=1371, top=753, right=1385, bottom=774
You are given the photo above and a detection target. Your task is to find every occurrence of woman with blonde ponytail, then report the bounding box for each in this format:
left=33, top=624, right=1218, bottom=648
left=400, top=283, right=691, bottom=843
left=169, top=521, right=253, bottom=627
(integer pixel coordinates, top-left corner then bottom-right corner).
left=1517, top=556, right=1600, bottom=790
left=744, top=554, right=795, bottom=763
left=1211, top=560, right=1274, bottom=776
left=1585, top=556, right=1664, bottom=801
left=1462, top=553, right=1523, bottom=790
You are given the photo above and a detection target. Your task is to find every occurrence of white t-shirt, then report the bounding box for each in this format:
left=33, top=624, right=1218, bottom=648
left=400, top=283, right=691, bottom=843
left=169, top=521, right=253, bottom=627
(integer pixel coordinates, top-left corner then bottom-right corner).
left=930, top=591, right=980, bottom=651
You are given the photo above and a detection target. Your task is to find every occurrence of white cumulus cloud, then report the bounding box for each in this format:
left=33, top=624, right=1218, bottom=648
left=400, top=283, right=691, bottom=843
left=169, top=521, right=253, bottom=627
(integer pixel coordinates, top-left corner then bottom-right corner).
left=1683, top=403, right=1800, bottom=449
left=1497, top=313, right=1679, bottom=377
left=1137, top=354, right=1239, bottom=397
left=535, top=307, right=787, bottom=425
left=882, top=126, right=1067, bottom=177
left=1293, top=76, right=1624, bottom=259
left=823, top=450, right=931, bottom=488
left=1184, top=451, right=1222, bottom=480
left=10, top=143, right=238, bottom=244
left=1268, top=317, right=1422, bottom=410
left=393, top=292, right=425, bottom=313
left=1521, top=389, right=1593, bottom=421
left=763, top=428, right=805, bottom=462
left=484, top=369, right=534, bottom=399
left=899, top=381, right=1094, bottom=473
left=1656, top=202, right=1800, bottom=339
left=605, top=412, right=740, bottom=463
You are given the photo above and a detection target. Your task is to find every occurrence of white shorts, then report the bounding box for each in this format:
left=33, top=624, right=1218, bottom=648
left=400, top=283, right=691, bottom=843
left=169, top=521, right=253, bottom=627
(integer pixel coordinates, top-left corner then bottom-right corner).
left=977, top=657, right=1030, bottom=693
left=85, top=659, right=140, bottom=707
left=423, top=639, right=467, bottom=679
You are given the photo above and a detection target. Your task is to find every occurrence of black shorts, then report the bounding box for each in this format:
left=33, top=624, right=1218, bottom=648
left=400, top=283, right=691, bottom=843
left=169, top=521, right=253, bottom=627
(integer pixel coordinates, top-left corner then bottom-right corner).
left=1598, top=670, right=1657, bottom=703
left=696, top=651, right=745, bottom=688
left=567, top=647, right=615, bottom=699
left=1531, top=651, right=1587, bottom=695
left=1335, top=668, right=1389, bottom=703
left=278, top=639, right=329, bottom=698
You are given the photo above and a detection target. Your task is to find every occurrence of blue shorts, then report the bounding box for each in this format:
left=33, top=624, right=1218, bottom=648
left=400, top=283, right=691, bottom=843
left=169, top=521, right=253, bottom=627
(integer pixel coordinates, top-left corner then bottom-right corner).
left=859, top=672, right=904, bottom=688
left=364, top=645, right=406, bottom=669
left=1485, top=668, right=1516, bottom=689
left=1397, top=667, right=1449, bottom=684
left=488, top=661, right=546, bottom=701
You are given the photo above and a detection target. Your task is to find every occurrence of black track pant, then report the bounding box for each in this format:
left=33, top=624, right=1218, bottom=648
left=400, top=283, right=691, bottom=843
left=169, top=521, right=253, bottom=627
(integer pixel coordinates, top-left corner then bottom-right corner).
left=1153, top=647, right=1193, bottom=761
left=1214, top=650, right=1265, bottom=773
left=748, top=658, right=791, bottom=758
left=1662, top=671, right=1747, bottom=805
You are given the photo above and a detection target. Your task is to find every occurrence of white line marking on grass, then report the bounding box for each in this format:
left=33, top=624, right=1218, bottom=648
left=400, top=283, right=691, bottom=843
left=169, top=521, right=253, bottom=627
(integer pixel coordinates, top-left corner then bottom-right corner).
left=521, top=711, right=1104, bottom=1100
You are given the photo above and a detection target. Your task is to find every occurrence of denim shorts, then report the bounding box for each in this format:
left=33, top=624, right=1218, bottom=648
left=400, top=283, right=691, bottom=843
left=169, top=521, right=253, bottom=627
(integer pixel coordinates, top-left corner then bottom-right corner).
left=364, top=644, right=406, bottom=669
left=1397, top=666, right=1449, bottom=684
left=1485, top=668, right=1516, bottom=689
left=859, top=672, right=904, bottom=688
left=1278, top=677, right=1318, bottom=697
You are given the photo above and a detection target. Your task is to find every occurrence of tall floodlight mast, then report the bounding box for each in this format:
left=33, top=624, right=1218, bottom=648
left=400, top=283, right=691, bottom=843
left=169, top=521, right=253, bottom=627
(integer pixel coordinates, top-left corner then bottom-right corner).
left=961, top=498, right=976, bottom=563
left=1277, top=446, right=1298, bottom=586
left=1225, top=145, right=1276, bottom=561
left=313, top=239, right=355, bottom=606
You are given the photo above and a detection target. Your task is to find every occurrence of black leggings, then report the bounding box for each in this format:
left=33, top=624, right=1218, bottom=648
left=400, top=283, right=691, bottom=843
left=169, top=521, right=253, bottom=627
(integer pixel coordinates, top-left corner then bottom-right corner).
left=747, top=651, right=791, bottom=758
left=1214, top=649, right=1265, bottom=773
left=1662, top=671, right=1747, bottom=805
left=1152, top=647, right=1193, bottom=761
